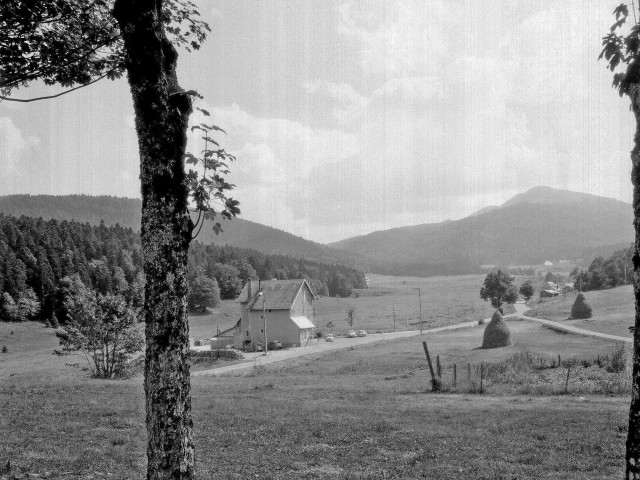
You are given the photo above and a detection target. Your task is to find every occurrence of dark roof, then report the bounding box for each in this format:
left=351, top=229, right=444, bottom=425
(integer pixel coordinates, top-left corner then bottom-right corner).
left=236, top=279, right=316, bottom=311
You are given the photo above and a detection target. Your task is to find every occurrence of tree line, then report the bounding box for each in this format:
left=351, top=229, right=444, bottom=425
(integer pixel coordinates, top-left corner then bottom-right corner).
left=0, top=214, right=367, bottom=322
left=570, top=245, right=633, bottom=292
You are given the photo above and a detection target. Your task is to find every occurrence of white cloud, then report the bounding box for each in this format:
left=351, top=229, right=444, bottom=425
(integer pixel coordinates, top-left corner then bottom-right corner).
left=0, top=117, right=38, bottom=178
left=305, top=80, right=369, bottom=125
left=337, top=0, right=449, bottom=76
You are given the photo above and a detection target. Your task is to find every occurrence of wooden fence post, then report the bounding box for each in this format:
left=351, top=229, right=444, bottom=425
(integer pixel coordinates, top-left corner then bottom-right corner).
left=480, top=364, right=484, bottom=394
left=467, top=362, right=471, bottom=381
left=565, top=366, right=571, bottom=394
left=422, top=341, right=441, bottom=392
left=453, top=364, right=457, bottom=388
left=436, top=355, right=442, bottom=378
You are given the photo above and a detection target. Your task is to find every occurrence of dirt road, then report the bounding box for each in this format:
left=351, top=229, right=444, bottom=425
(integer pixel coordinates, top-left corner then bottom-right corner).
left=512, top=303, right=632, bottom=343
left=192, top=303, right=631, bottom=377
left=192, top=319, right=487, bottom=377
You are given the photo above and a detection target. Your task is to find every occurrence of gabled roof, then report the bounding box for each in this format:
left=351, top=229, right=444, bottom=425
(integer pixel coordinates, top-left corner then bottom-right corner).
left=236, top=279, right=317, bottom=311
left=544, top=281, right=560, bottom=291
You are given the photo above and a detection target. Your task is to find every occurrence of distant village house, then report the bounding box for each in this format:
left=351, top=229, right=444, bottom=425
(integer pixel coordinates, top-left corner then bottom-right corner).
left=235, top=279, right=317, bottom=350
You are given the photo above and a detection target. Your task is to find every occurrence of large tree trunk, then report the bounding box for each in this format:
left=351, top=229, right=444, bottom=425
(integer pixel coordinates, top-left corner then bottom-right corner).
left=627, top=81, right=640, bottom=480
left=113, top=1, right=195, bottom=479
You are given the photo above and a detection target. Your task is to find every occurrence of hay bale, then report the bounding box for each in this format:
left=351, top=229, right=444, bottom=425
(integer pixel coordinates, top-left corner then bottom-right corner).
left=571, top=292, right=592, bottom=319
left=482, top=311, right=512, bottom=349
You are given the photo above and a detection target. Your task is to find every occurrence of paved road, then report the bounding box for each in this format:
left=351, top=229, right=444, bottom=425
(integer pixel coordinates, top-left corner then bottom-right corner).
left=192, top=320, right=487, bottom=377
left=511, top=303, right=632, bottom=343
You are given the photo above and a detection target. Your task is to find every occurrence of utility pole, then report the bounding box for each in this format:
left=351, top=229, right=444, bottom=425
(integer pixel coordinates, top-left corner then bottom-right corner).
left=258, top=291, right=267, bottom=355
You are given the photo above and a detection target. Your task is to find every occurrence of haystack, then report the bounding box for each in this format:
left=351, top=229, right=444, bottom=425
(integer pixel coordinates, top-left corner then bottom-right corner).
left=482, top=310, right=512, bottom=349
left=571, top=292, right=592, bottom=319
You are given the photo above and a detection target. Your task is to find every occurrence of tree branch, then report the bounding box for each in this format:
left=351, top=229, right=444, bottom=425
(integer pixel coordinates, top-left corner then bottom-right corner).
left=191, top=212, right=206, bottom=240
left=0, top=72, right=111, bottom=103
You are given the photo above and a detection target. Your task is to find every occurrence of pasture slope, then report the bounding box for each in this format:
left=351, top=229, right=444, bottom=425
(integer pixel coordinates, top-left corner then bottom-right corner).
left=524, top=284, right=634, bottom=338
left=0, top=274, right=635, bottom=479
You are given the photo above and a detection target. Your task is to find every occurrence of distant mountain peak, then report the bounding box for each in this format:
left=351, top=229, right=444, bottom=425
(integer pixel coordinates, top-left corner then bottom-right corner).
left=502, top=186, right=629, bottom=208
left=329, top=185, right=633, bottom=277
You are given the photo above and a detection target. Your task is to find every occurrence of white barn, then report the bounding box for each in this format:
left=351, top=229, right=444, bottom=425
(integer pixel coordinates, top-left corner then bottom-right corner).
left=235, top=279, right=317, bottom=350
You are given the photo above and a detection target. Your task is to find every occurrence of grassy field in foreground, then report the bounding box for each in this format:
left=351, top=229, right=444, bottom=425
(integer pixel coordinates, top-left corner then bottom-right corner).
left=1, top=313, right=633, bottom=479
left=0, top=371, right=628, bottom=480
left=525, top=284, right=633, bottom=338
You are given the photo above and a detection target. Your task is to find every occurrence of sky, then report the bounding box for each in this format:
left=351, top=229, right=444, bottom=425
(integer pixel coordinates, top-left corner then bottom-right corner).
left=0, top=0, right=636, bottom=243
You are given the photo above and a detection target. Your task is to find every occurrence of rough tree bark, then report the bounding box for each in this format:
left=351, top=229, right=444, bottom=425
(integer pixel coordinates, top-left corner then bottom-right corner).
left=627, top=77, right=640, bottom=480
left=112, top=1, right=195, bottom=478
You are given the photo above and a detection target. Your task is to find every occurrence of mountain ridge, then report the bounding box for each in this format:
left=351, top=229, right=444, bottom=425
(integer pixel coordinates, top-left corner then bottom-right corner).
left=1, top=187, right=632, bottom=277
left=329, top=186, right=633, bottom=276
left=0, top=194, right=366, bottom=268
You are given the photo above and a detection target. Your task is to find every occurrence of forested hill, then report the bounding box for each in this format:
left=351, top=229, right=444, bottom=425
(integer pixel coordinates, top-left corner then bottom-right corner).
left=0, top=194, right=365, bottom=268
left=0, top=194, right=142, bottom=229
left=0, top=214, right=366, bottom=322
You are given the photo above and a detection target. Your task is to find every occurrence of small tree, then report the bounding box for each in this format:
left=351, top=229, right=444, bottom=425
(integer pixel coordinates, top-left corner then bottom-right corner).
left=188, top=276, right=220, bottom=312
left=480, top=270, right=517, bottom=311
left=57, top=292, right=143, bottom=379
left=519, top=281, right=535, bottom=301
left=346, top=307, right=356, bottom=328
left=1, top=293, right=19, bottom=322
left=326, top=320, right=335, bottom=332
left=17, top=288, right=40, bottom=321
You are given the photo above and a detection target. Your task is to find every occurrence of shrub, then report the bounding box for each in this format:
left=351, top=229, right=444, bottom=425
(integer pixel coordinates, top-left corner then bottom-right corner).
left=1, top=345, right=7, bottom=353
left=606, top=344, right=630, bottom=373
left=346, top=307, right=356, bottom=328
left=56, top=291, right=143, bottom=379
left=519, top=280, right=534, bottom=301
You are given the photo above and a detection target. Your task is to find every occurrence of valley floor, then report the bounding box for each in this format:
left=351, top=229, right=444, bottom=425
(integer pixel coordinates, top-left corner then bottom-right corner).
left=0, top=277, right=635, bottom=479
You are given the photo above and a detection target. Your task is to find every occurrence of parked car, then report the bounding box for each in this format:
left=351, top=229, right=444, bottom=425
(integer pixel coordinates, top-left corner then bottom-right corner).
left=356, top=330, right=367, bottom=337
left=325, top=334, right=335, bottom=342
left=267, top=340, right=282, bottom=350
left=347, top=330, right=357, bottom=338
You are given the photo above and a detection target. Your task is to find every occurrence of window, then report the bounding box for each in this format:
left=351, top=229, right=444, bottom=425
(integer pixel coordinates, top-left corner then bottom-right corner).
left=246, top=331, right=249, bottom=336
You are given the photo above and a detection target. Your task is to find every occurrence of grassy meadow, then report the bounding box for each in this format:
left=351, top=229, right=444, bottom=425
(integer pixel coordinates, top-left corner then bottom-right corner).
left=0, top=274, right=636, bottom=479
left=525, top=284, right=634, bottom=338
left=311, top=274, right=493, bottom=335
left=187, top=273, right=494, bottom=341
